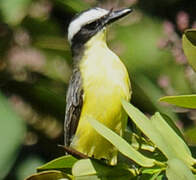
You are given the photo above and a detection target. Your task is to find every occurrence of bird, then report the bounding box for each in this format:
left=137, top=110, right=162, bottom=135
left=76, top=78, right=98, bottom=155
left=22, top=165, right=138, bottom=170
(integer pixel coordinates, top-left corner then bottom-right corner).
left=64, top=7, right=132, bottom=165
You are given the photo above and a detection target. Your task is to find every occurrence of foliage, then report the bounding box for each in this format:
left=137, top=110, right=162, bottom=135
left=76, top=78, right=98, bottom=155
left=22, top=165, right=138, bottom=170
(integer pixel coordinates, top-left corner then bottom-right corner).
left=160, top=94, right=196, bottom=109
left=25, top=170, right=69, bottom=180
left=160, top=29, right=196, bottom=109
left=24, top=101, right=196, bottom=179
left=0, top=0, right=196, bottom=179
left=183, top=29, right=196, bottom=72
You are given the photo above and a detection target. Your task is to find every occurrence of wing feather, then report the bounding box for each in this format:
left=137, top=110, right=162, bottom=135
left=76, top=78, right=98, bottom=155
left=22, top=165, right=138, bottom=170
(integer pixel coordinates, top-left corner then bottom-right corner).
left=64, top=68, right=83, bottom=146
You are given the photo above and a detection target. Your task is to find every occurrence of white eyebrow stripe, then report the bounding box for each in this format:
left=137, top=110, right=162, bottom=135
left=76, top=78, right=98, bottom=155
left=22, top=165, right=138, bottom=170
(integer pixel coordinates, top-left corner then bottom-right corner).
left=68, top=8, right=109, bottom=43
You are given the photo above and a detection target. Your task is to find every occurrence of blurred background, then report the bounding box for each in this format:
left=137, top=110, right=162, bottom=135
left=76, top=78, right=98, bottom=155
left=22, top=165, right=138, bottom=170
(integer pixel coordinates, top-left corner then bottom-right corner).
left=0, top=0, right=196, bottom=179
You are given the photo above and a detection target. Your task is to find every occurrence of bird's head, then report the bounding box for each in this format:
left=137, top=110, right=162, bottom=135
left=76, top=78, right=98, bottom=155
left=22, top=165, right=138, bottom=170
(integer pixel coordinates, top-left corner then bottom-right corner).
left=68, top=7, right=132, bottom=48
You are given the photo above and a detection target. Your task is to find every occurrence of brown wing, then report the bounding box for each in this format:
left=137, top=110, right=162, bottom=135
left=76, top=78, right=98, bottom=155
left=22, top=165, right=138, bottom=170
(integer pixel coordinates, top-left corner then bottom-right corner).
left=64, top=68, right=83, bottom=146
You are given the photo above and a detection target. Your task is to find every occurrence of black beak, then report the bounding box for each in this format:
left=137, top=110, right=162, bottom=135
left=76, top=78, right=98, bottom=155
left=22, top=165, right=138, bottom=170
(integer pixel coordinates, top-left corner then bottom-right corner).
left=104, top=8, right=132, bottom=25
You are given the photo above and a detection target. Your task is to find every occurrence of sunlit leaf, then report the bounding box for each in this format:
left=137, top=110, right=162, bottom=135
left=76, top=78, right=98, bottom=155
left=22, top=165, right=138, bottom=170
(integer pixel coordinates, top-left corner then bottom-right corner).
left=160, top=95, right=196, bottom=108
left=142, top=167, right=163, bottom=175
left=122, top=100, right=173, bottom=159
left=160, top=113, right=184, bottom=141
left=74, top=175, right=100, bottom=180
left=25, top=170, right=70, bottom=180
left=150, top=171, right=162, bottom=180
left=37, top=155, right=77, bottom=171
left=88, top=118, right=156, bottom=167
left=72, top=159, right=134, bottom=179
left=122, top=100, right=196, bottom=166
left=72, top=159, right=99, bottom=177
left=166, top=159, right=195, bottom=180
left=0, top=0, right=31, bottom=25
left=0, top=92, right=25, bottom=179
left=151, top=113, right=195, bottom=166
left=182, top=29, right=196, bottom=71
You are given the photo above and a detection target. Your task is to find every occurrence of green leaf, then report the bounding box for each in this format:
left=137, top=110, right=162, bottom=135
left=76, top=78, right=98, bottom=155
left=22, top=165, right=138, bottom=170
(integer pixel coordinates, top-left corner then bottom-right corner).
left=122, top=100, right=173, bottom=159
left=72, top=159, right=98, bottom=177
left=182, top=29, right=196, bottom=71
left=160, top=95, right=196, bottom=108
left=72, top=159, right=134, bottom=179
left=142, top=167, right=163, bottom=175
left=24, top=170, right=70, bottom=180
left=74, top=175, right=101, bottom=180
left=156, top=174, right=165, bottom=180
left=0, top=92, right=25, bottom=179
left=138, top=173, right=164, bottom=180
left=166, top=159, right=195, bottom=180
left=151, top=113, right=195, bottom=166
left=37, top=155, right=77, bottom=171
left=88, top=118, right=156, bottom=167
left=122, top=100, right=196, bottom=166
left=0, top=0, right=31, bottom=25
left=150, top=171, right=162, bottom=180
left=160, top=113, right=185, bottom=141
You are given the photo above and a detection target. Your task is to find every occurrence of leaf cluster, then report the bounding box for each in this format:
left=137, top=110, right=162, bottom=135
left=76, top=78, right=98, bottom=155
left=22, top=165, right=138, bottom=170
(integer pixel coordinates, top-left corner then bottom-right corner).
left=25, top=99, right=196, bottom=180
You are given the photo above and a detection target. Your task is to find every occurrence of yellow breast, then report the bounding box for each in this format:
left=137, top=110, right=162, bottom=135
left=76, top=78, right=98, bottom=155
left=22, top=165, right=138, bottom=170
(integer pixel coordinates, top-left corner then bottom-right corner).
left=71, top=30, right=131, bottom=165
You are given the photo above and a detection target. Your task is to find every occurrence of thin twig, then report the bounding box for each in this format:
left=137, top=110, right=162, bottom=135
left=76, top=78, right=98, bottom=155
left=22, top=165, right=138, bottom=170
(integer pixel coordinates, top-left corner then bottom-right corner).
left=58, top=144, right=88, bottom=159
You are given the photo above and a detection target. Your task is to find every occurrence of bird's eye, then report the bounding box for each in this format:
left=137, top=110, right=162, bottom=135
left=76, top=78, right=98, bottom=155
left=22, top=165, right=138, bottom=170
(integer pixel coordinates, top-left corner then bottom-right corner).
left=84, top=20, right=99, bottom=30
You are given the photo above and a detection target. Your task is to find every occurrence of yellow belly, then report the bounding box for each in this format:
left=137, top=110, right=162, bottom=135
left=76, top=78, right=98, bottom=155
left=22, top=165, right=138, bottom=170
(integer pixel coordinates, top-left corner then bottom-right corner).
left=70, top=32, right=131, bottom=165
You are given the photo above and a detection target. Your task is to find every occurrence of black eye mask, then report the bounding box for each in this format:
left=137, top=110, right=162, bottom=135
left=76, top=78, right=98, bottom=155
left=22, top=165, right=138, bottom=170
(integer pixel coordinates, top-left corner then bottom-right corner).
left=82, top=8, right=113, bottom=31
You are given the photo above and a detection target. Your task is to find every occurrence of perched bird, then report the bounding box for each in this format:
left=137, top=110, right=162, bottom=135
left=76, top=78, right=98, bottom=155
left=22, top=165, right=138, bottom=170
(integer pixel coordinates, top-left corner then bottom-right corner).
left=64, top=7, right=132, bottom=165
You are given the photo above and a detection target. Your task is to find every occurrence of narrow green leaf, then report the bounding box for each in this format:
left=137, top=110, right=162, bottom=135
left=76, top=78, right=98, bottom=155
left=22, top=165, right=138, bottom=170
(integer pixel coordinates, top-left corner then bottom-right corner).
left=122, top=100, right=196, bottom=166
left=159, top=95, right=196, bottom=108
left=72, top=159, right=134, bottom=179
left=0, top=92, right=25, bottom=179
left=37, top=155, right=77, bottom=171
left=122, top=100, right=175, bottom=160
left=150, top=171, right=162, bottom=180
left=72, top=159, right=98, bottom=177
left=74, top=174, right=132, bottom=180
left=123, top=100, right=196, bottom=166
left=138, top=173, right=163, bottom=180
left=88, top=118, right=156, bottom=167
left=166, top=159, right=195, bottom=180
left=160, top=113, right=185, bottom=141
left=24, top=170, right=69, bottom=180
left=182, top=29, right=196, bottom=71
left=74, top=175, right=100, bottom=180
left=142, top=167, right=163, bottom=174
left=156, top=174, right=164, bottom=180
left=151, top=113, right=195, bottom=166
